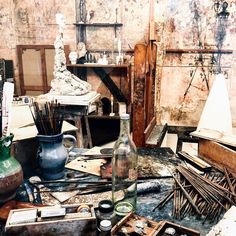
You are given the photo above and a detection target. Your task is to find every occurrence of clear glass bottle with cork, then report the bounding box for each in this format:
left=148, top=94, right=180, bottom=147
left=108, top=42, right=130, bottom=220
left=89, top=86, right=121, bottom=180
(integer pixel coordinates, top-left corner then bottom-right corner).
left=112, top=113, right=138, bottom=216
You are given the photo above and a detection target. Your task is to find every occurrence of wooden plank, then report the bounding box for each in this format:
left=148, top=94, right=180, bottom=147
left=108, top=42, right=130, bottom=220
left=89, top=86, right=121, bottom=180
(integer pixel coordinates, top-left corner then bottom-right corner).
left=156, top=123, right=168, bottom=147
left=133, top=43, right=147, bottom=147
left=144, top=116, right=156, bottom=142
left=168, top=126, right=196, bottom=134
left=145, top=124, right=168, bottom=147
left=178, top=151, right=211, bottom=172
left=146, top=42, right=157, bottom=126
left=198, top=139, right=236, bottom=175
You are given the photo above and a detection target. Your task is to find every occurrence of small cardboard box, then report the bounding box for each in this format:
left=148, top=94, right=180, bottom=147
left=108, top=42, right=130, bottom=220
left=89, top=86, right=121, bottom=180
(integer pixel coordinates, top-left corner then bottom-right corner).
left=5, top=203, right=96, bottom=236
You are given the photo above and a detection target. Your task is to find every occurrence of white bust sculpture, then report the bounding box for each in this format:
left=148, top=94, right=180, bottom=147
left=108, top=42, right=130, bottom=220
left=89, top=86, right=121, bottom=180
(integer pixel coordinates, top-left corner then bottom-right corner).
left=69, top=51, right=78, bottom=64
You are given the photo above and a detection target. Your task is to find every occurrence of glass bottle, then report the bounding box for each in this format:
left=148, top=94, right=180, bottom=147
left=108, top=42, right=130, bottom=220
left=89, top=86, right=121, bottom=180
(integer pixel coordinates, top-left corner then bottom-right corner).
left=112, top=113, right=138, bottom=216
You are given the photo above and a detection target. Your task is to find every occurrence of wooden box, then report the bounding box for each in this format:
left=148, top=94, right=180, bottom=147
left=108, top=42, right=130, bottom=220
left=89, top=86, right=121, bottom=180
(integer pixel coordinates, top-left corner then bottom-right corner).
left=153, top=221, right=200, bottom=236
left=111, top=212, right=159, bottom=236
left=198, top=138, right=236, bottom=175
left=5, top=203, right=96, bottom=236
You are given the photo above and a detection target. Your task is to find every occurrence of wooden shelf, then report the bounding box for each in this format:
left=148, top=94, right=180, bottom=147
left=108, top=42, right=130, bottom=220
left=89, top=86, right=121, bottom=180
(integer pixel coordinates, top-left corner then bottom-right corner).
left=74, top=22, right=123, bottom=27
left=87, top=114, right=120, bottom=119
left=67, top=63, right=130, bottom=69
left=166, top=48, right=233, bottom=54
left=75, top=22, right=123, bottom=44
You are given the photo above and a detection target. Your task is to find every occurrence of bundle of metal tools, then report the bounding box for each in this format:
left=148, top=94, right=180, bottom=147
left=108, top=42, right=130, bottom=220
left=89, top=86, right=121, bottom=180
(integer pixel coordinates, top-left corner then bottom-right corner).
left=153, top=165, right=236, bottom=223
left=29, top=101, right=64, bottom=135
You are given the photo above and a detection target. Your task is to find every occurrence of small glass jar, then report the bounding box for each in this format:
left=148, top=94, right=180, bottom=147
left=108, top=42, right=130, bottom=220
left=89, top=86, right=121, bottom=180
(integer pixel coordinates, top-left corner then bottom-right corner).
left=99, top=220, right=112, bottom=236
left=96, top=200, right=115, bottom=226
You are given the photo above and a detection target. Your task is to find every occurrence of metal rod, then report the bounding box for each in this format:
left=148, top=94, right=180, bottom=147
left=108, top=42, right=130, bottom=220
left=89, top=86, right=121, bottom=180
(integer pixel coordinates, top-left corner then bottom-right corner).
left=152, top=191, right=174, bottom=211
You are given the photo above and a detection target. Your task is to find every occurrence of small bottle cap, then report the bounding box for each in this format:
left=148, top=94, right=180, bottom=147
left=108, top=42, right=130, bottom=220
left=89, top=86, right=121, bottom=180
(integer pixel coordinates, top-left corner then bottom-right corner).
left=98, top=200, right=114, bottom=213
left=100, top=219, right=112, bottom=231
left=120, top=113, right=129, bottom=120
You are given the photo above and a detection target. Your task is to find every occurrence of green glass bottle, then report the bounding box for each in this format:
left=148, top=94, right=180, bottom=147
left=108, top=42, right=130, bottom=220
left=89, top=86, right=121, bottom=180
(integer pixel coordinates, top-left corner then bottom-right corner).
left=112, top=114, right=138, bottom=216
left=0, top=134, right=23, bottom=203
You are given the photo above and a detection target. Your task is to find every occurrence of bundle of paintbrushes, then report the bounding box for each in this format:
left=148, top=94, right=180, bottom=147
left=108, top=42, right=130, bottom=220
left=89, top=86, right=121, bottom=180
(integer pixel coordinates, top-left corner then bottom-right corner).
left=30, top=101, right=64, bottom=135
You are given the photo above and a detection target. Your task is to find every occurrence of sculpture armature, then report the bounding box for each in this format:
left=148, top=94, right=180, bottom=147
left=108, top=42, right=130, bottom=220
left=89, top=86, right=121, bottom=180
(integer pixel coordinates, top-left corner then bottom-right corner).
left=49, top=13, right=91, bottom=96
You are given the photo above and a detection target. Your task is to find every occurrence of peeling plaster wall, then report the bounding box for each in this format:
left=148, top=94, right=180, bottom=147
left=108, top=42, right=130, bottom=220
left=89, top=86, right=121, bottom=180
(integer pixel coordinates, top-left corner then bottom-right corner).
left=155, top=0, right=236, bottom=127
left=1, top=0, right=150, bottom=97
left=1, top=0, right=77, bottom=95
left=0, top=1, right=16, bottom=60
left=13, top=0, right=76, bottom=45
left=74, top=0, right=150, bottom=101
left=77, top=0, right=150, bottom=51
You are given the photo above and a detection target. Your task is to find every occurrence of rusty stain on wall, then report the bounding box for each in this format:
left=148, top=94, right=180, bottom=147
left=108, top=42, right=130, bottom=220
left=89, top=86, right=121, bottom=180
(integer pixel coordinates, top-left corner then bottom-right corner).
left=156, top=0, right=236, bottom=126
left=17, top=8, right=29, bottom=25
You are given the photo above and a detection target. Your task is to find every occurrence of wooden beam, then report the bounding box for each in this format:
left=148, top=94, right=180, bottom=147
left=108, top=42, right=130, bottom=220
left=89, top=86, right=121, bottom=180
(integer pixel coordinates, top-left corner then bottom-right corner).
left=93, top=67, right=127, bottom=103
left=198, top=139, right=236, bottom=175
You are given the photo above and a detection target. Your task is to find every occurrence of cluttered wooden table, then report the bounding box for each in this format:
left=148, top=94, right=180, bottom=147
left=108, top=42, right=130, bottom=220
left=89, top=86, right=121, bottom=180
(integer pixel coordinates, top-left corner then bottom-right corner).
left=1, top=96, right=236, bottom=235
left=2, top=144, right=236, bottom=235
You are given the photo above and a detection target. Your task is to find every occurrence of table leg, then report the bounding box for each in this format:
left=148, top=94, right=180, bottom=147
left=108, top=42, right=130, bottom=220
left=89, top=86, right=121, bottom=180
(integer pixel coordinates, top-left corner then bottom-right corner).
left=75, top=117, right=84, bottom=148
left=84, top=116, right=93, bottom=148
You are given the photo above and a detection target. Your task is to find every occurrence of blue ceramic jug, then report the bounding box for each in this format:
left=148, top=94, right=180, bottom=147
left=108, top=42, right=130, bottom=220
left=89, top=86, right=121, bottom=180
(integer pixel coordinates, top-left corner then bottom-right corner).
left=37, top=133, right=76, bottom=180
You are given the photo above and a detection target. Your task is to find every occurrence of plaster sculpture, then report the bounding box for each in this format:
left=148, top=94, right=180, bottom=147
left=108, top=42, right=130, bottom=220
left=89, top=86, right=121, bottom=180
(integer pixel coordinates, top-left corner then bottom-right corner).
left=49, top=13, right=91, bottom=96
left=69, top=51, right=78, bottom=64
